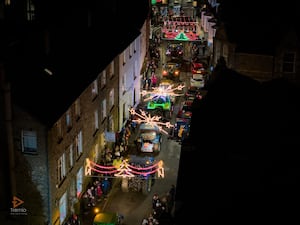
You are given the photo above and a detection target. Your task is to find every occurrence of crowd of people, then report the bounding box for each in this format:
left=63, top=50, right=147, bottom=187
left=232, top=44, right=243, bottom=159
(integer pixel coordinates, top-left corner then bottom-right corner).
left=141, top=184, right=176, bottom=225
left=80, top=178, right=111, bottom=214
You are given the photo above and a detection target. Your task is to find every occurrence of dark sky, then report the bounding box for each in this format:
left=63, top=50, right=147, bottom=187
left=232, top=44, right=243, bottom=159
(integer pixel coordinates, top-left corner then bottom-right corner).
left=218, top=1, right=300, bottom=28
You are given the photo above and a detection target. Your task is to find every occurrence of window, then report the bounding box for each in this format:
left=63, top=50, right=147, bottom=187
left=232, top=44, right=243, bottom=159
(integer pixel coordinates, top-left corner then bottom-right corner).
left=75, top=99, right=81, bottom=121
left=76, top=167, right=83, bottom=197
left=134, top=39, right=137, bottom=53
left=108, top=61, right=115, bottom=79
left=134, top=88, right=137, bottom=106
left=121, top=73, right=126, bottom=94
left=68, top=179, right=76, bottom=204
left=108, top=115, right=114, bottom=132
left=123, top=49, right=127, bottom=65
left=222, top=45, right=228, bottom=65
left=92, top=80, right=98, bottom=99
left=87, top=9, right=92, bottom=28
left=26, top=0, right=35, bottom=21
left=282, top=52, right=295, bottom=73
left=66, top=110, right=72, bottom=131
left=59, top=192, right=67, bottom=224
left=129, top=43, right=133, bottom=57
left=56, top=121, right=63, bottom=143
left=68, top=144, right=74, bottom=170
left=93, top=144, right=100, bottom=163
left=109, top=88, right=114, bottom=109
left=57, top=153, right=66, bottom=183
left=134, top=61, right=137, bottom=79
left=122, top=103, right=126, bottom=123
left=21, top=130, right=37, bottom=154
left=101, top=71, right=106, bottom=88
left=101, top=99, right=107, bottom=121
left=94, top=110, right=99, bottom=132
left=75, top=131, right=83, bottom=159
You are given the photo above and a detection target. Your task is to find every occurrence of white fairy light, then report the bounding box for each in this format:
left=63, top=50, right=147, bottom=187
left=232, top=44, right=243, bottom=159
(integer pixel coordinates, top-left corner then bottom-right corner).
left=129, top=108, right=174, bottom=135
left=142, top=83, right=185, bottom=101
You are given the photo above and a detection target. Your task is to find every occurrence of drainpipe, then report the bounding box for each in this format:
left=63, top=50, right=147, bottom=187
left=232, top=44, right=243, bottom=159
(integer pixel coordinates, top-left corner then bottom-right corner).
left=0, top=63, right=17, bottom=197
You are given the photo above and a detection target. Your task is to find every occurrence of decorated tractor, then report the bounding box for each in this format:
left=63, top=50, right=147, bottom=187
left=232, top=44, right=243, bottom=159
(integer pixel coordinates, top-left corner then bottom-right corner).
left=120, top=155, right=164, bottom=195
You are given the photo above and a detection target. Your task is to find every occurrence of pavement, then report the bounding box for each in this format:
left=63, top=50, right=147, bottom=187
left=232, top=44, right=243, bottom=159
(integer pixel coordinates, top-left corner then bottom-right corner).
left=80, top=120, right=141, bottom=225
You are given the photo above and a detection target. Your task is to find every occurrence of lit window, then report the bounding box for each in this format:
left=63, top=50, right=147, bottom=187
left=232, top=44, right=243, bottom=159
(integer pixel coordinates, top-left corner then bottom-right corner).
left=68, top=144, right=74, bottom=169
left=102, top=99, right=107, bottom=121
left=109, top=89, right=114, bottom=109
left=101, top=71, right=106, bottom=88
left=92, top=80, right=98, bottom=98
left=58, top=153, right=66, bottom=182
left=94, top=110, right=99, bottom=131
left=26, top=0, right=35, bottom=21
left=76, top=167, right=83, bottom=197
left=109, top=61, right=115, bottom=78
left=66, top=110, right=72, bottom=131
left=59, top=192, right=67, bottom=224
left=75, top=131, right=83, bottom=159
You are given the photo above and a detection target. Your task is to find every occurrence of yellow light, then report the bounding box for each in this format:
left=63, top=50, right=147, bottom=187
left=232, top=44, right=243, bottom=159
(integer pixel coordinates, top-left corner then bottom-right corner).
left=94, top=207, right=100, bottom=214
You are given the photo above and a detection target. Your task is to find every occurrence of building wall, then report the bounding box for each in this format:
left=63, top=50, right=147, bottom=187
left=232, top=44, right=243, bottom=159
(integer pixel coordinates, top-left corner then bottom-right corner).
left=1, top=1, right=149, bottom=224
left=47, top=61, right=120, bottom=224
left=118, top=35, right=143, bottom=130
left=213, top=20, right=300, bottom=84
left=234, top=53, right=274, bottom=81
left=12, top=105, right=49, bottom=224
left=273, top=29, right=300, bottom=84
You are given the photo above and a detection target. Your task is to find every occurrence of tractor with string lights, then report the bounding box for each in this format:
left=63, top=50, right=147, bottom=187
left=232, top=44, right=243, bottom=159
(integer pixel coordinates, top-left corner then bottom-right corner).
left=117, top=108, right=170, bottom=194
left=120, top=155, right=156, bottom=194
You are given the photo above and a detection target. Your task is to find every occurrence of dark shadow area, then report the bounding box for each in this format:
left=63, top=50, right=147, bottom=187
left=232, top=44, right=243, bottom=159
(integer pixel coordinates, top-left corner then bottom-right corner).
left=175, top=65, right=300, bottom=224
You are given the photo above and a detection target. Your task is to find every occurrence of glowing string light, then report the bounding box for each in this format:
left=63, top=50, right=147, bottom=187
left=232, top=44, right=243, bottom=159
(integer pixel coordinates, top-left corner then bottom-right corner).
left=129, top=108, right=173, bottom=135
left=85, top=158, right=165, bottom=178
left=142, top=83, right=185, bottom=101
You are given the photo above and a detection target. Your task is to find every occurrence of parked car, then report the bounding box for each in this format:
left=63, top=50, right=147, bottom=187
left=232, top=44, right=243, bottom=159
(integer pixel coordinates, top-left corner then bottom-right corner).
left=191, top=61, right=206, bottom=74
left=173, top=117, right=191, bottom=141
left=190, top=76, right=205, bottom=88
left=185, top=86, right=201, bottom=99
left=177, top=99, right=193, bottom=119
